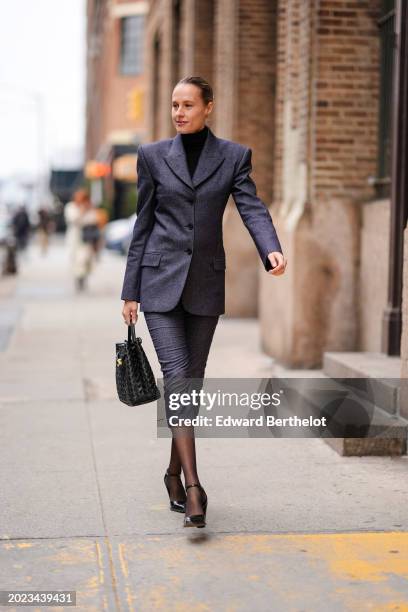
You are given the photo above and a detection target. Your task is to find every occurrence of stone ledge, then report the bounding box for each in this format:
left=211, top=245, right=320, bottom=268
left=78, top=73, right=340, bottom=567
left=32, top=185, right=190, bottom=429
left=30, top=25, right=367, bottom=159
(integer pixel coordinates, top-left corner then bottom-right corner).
left=322, top=351, right=407, bottom=456
left=271, top=370, right=408, bottom=457
left=323, top=351, right=402, bottom=416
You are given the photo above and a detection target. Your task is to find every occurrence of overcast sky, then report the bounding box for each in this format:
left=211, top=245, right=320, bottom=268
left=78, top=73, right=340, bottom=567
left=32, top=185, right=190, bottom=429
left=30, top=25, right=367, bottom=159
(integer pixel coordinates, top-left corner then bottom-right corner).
left=0, top=0, right=86, bottom=179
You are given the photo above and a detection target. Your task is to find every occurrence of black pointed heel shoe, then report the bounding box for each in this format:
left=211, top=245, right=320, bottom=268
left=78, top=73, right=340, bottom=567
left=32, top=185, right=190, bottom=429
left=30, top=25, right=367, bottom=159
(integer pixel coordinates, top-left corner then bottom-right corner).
left=164, top=469, right=186, bottom=513
left=183, top=483, right=208, bottom=528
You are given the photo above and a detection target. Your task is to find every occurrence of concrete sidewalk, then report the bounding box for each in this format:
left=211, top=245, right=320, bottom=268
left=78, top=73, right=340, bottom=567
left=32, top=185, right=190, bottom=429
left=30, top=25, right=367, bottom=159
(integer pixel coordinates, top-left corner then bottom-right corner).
left=0, top=238, right=407, bottom=611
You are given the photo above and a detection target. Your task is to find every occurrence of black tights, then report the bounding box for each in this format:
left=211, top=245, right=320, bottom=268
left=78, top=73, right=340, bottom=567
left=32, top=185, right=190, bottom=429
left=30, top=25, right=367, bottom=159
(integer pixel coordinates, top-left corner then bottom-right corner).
left=143, top=300, right=219, bottom=514
left=166, top=429, right=201, bottom=513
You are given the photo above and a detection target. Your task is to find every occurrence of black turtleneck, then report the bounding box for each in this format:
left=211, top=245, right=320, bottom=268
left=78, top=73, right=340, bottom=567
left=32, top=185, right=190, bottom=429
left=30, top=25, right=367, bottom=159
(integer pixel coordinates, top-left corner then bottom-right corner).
left=180, top=125, right=209, bottom=178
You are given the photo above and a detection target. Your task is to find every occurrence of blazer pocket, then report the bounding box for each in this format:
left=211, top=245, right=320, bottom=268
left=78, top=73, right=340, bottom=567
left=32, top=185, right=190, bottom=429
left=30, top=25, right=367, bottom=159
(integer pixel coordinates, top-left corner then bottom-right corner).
left=141, top=252, right=162, bottom=267
left=213, top=256, right=226, bottom=270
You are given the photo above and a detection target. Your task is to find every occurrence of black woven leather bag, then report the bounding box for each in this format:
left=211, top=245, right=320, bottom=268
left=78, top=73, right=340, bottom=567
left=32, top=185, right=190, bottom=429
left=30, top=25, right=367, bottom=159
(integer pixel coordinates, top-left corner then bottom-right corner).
left=116, top=324, right=161, bottom=406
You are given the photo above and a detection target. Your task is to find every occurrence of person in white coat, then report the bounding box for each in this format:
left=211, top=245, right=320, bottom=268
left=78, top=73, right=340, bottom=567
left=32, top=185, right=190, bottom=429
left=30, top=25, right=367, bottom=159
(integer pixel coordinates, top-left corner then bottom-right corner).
left=64, top=189, right=99, bottom=292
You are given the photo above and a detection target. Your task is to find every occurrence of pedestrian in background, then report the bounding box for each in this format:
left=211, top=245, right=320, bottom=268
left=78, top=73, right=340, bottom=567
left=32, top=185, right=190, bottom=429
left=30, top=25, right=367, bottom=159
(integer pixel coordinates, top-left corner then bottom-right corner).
left=121, top=76, right=287, bottom=529
left=37, top=207, right=54, bottom=255
left=11, top=205, right=31, bottom=251
left=64, top=188, right=100, bottom=292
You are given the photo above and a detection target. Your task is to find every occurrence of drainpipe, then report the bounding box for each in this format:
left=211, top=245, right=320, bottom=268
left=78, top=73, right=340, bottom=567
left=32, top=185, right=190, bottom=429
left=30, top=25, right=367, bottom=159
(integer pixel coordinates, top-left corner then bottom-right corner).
left=382, top=0, right=408, bottom=355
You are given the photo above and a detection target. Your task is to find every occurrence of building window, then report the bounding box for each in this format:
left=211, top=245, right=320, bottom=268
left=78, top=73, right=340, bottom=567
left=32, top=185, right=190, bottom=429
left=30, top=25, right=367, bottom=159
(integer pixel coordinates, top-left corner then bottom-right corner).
left=120, top=15, right=144, bottom=76
left=376, top=0, right=395, bottom=198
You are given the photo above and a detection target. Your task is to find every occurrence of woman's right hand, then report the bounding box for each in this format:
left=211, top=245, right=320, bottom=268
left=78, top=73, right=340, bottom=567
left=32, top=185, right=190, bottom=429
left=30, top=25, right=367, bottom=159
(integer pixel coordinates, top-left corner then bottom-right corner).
left=122, top=300, right=139, bottom=325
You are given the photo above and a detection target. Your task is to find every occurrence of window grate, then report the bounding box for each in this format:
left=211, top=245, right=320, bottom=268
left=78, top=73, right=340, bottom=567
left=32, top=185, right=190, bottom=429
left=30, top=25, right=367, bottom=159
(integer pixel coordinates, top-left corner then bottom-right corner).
left=120, top=15, right=144, bottom=76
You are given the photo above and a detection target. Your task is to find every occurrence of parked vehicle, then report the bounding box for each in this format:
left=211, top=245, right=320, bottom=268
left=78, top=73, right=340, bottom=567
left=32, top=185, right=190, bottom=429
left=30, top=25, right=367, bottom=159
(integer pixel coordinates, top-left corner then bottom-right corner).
left=104, top=213, right=136, bottom=255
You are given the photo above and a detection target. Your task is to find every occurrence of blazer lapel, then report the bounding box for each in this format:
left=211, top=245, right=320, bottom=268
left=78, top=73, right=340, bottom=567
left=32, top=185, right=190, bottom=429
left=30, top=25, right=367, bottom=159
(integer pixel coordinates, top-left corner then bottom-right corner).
left=163, top=127, right=225, bottom=191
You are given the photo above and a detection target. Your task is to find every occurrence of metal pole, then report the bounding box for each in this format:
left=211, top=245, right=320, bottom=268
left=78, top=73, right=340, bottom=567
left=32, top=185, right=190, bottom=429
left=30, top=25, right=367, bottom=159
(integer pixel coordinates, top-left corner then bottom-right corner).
left=382, top=0, right=408, bottom=355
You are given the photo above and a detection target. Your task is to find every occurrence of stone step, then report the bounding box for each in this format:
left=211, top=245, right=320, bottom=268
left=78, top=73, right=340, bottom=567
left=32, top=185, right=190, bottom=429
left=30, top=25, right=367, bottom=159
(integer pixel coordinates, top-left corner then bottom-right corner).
left=323, top=351, right=402, bottom=417
left=270, top=373, right=408, bottom=457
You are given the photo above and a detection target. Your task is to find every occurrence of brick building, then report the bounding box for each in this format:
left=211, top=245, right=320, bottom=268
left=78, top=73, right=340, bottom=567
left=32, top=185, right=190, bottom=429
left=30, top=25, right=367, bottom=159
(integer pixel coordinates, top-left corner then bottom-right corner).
left=143, top=0, right=408, bottom=393
left=86, top=0, right=149, bottom=218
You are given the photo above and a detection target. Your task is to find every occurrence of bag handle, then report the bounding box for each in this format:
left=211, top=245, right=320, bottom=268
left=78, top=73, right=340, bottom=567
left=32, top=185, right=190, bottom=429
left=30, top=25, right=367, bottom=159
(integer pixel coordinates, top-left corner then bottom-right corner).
left=127, top=323, right=142, bottom=344
left=128, top=323, right=136, bottom=343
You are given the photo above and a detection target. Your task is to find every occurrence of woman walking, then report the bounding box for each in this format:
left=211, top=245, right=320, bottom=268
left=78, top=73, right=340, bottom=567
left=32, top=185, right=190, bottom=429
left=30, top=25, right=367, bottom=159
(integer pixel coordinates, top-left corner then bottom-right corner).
left=121, top=76, right=287, bottom=528
left=64, top=189, right=100, bottom=292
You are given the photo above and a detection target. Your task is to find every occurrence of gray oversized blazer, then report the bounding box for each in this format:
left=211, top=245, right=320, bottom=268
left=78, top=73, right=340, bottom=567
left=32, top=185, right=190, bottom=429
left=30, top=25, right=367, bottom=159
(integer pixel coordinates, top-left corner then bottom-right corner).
left=121, top=126, right=283, bottom=316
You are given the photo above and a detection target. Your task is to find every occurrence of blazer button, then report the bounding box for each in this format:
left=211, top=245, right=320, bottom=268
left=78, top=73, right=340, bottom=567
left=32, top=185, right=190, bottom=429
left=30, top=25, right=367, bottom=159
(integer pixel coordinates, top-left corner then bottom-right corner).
left=185, top=248, right=192, bottom=255
left=187, top=223, right=193, bottom=230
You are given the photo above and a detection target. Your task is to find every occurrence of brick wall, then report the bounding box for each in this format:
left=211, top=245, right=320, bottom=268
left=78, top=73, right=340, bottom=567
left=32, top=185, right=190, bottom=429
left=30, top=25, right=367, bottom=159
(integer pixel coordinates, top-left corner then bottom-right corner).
left=313, top=0, right=381, bottom=204
left=273, top=0, right=312, bottom=209
left=86, top=0, right=109, bottom=159
left=235, top=0, right=277, bottom=203
left=213, top=0, right=237, bottom=138
left=272, top=0, right=380, bottom=209
left=211, top=0, right=280, bottom=315
left=260, top=0, right=383, bottom=366
left=193, top=0, right=215, bottom=90
left=86, top=0, right=148, bottom=159
left=145, top=0, right=170, bottom=139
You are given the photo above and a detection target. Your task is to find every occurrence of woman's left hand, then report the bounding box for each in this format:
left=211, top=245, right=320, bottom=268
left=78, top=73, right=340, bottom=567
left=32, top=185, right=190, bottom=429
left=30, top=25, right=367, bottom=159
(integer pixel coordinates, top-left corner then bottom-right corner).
left=267, top=252, right=287, bottom=276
